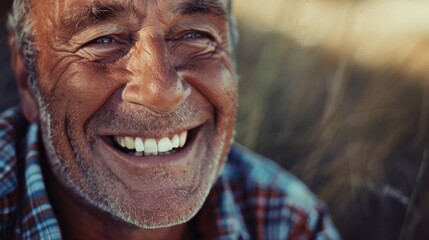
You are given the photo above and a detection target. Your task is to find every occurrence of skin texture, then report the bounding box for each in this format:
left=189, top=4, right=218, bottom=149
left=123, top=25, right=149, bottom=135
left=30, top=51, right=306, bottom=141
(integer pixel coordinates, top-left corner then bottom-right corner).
left=11, top=0, right=237, bottom=239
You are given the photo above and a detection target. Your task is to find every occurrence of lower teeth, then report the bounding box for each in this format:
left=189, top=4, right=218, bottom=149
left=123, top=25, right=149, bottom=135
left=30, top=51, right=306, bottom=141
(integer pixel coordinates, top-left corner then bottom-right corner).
left=131, top=149, right=178, bottom=157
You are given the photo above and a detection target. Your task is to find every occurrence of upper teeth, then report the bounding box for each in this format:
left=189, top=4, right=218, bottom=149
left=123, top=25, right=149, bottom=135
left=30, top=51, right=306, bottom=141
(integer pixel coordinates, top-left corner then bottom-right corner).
left=114, top=131, right=188, bottom=156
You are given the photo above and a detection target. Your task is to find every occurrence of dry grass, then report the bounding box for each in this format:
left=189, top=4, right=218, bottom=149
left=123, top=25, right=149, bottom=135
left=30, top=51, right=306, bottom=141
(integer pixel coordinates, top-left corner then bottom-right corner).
left=233, top=1, right=429, bottom=239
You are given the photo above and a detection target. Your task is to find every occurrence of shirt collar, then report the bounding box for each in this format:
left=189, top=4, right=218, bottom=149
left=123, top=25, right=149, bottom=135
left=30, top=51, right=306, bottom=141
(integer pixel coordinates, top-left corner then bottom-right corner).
left=20, top=123, right=62, bottom=239
left=193, top=162, right=251, bottom=240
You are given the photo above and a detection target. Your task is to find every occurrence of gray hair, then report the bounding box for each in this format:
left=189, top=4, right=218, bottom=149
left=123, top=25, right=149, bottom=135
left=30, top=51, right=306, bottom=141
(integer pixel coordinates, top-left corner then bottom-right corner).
left=7, top=0, right=38, bottom=85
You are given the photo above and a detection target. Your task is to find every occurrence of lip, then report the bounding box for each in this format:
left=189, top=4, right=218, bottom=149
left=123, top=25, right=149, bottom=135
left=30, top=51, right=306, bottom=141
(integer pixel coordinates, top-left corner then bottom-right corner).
left=98, top=124, right=204, bottom=168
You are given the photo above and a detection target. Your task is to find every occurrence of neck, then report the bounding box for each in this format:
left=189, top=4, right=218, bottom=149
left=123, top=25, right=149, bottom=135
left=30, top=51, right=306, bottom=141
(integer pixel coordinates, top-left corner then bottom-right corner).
left=42, top=162, right=187, bottom=240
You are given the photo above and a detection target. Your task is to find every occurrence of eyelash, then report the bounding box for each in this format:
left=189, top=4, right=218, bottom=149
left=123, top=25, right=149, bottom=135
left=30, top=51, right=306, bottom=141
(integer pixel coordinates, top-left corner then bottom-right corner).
left=87, top=30, right=212, bottom=46
left=81, top=29, right=215, bottom=64
left=89, top=36, right=116, bottom=45
left=86, top=35, right=124, bottom=47
left=181, top=31, right=212, bottom=40
left=79, top=34, right=133, bottom=64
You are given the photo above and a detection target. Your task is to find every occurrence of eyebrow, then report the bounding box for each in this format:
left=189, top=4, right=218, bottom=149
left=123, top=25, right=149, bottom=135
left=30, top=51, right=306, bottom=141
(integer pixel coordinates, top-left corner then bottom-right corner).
left=175, top=0, right=227, bottom=17
left=60, top=0, right=226, bottom=35
left=60, top=1, right=134, bottom=35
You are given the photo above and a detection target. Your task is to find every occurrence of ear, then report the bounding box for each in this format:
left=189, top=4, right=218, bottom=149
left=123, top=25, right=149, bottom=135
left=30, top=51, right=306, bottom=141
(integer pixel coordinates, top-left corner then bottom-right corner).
left=8, top=35, right=39, bottom=122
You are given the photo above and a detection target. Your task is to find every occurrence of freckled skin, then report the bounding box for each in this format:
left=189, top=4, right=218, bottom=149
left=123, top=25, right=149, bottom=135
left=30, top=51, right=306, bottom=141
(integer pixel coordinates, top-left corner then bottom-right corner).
left=14, top=0, right=237, bottom=239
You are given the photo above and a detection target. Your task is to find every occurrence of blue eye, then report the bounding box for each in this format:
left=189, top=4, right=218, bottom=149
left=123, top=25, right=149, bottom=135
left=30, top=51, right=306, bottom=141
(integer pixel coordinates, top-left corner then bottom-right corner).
left=183, top=32, right=205, bottom=39
left=91, top=37, right=115, bottom=44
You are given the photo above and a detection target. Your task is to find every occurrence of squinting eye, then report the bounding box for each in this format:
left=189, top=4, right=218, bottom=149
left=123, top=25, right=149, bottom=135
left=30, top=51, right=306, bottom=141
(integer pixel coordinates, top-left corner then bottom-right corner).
left=90, top=36, right=115, bottom=44
left=183, top=32, right=206, bottom=40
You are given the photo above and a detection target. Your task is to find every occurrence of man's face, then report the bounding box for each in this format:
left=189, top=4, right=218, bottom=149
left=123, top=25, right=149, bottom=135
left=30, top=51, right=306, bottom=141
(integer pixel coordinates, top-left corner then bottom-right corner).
left=29, top=0, right=237, bottom=228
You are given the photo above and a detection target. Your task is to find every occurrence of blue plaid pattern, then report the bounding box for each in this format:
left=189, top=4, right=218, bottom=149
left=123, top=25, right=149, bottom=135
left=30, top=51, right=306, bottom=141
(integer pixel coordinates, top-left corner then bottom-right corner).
left=0, top=106, right=61, bottom=240
left=0, top=106, right=339, bottom=239
left=195, top=145, right=340, bottom=239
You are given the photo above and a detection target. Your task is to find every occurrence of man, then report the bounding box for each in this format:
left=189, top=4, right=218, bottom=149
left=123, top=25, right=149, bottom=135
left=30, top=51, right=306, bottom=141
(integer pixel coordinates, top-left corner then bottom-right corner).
left=0, top=0, right=339, bottom=239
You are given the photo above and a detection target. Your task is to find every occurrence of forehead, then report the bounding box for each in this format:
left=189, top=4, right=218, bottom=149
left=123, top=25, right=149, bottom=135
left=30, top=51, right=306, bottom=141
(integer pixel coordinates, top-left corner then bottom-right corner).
left=30, top=0, right=231, bottom=38
left=32, top=0, right=230, bottom=21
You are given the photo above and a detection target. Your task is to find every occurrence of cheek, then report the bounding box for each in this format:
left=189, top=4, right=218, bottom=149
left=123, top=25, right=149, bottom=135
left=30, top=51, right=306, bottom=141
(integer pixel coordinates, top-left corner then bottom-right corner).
left=182, top=57, right=238, bottom=149
left=42, top=61, right=126, bottom=123
left=170, top=41, right=238, bottom=106
left=180, top=56, right=238, bottom=114
left=203, top=66, right=237, bottom=118
left=169, top=40, right=218, bottom=63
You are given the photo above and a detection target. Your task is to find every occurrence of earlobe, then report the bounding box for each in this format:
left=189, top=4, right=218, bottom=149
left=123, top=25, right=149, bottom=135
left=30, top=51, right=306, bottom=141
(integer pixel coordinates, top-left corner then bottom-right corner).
left=8, top=35, right=39, bottom=122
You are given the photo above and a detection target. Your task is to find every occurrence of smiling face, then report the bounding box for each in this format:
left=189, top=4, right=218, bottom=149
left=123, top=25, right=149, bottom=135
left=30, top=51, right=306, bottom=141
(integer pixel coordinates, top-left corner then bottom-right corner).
left=20, top=0, right=237, bottom=228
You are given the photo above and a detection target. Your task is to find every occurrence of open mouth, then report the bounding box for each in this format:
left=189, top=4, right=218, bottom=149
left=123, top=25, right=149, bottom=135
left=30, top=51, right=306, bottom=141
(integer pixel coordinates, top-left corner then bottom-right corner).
left=106, top=126, right=200, bottom=157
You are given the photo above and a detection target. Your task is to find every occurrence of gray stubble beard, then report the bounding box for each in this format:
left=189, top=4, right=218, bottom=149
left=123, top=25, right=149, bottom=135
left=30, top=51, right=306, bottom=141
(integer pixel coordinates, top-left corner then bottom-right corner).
left=37, top=97, right=228, bottom=229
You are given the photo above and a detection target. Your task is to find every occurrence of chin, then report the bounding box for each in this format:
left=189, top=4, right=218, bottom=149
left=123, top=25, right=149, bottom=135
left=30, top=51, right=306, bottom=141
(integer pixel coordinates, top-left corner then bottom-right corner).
left=43, top=115, right=232, bottom=229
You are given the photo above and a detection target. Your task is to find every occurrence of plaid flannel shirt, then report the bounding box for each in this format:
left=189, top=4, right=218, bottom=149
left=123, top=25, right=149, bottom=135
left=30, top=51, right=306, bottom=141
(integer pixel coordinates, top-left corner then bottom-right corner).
left=0, top=106, right=339, bottom=239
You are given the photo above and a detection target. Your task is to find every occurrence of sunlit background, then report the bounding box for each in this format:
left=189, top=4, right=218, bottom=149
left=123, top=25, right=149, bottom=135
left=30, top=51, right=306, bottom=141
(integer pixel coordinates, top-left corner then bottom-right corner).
left=233, top=0, right=429, bottom=239
left=2, top=0, right=429, bottom=239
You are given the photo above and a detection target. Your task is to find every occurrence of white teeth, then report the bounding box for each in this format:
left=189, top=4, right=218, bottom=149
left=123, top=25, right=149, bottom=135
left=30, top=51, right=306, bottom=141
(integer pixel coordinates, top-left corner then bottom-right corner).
left=113, top=130, right=189, bottom=156
left=179, top=131, right=187, bottom=148
left=115, top=136, right=126, bottom=148
left=120, top=137, right=126, bottom=148
left=158, top=137, right=173, bottom=152
left=124, top=137, right=135, bottom=150
left=172, top=134, right=180, bottom=148
left=144, top=138, right=158, bottom=155
left=135, top=137, right=144, bottom=152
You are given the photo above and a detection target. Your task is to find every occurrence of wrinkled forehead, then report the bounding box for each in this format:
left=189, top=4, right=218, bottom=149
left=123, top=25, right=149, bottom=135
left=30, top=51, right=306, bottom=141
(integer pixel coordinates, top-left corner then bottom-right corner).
left=30, top=0, right=231, bottom=19
left=29, top=0, right=232, bottom=36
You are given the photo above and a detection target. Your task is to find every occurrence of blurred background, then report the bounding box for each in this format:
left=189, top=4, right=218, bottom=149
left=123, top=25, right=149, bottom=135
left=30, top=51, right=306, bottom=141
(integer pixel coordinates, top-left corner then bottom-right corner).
left=233, top=0, right=429, bottom=239
left=2, top=0, right=429, bottom=239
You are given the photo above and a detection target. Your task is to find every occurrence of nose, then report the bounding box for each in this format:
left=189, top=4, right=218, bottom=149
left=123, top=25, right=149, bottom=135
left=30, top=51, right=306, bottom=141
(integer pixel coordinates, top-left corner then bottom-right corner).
left=122, top=33, right=191, bottom=114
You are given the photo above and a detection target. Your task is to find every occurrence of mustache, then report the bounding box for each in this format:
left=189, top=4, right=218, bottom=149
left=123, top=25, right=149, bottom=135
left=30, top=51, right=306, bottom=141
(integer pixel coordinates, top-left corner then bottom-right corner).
left=86, top=100, right=208, bottom=136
